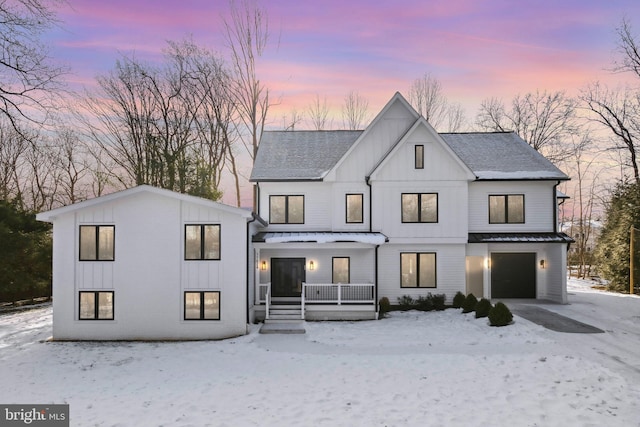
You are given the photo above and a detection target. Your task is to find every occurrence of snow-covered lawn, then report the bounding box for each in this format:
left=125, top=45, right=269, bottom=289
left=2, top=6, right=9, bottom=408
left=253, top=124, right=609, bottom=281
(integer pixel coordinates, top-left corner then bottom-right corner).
left=1, top=278, right=640, bottom=427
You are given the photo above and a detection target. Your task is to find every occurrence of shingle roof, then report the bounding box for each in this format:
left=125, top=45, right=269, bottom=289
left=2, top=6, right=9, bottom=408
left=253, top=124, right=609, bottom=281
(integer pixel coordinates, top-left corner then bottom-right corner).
left=250, top=130, right=363, bottom=181
left=250, top=129, right=568, bottom=182
left=440, top=132, right=568, bottom=180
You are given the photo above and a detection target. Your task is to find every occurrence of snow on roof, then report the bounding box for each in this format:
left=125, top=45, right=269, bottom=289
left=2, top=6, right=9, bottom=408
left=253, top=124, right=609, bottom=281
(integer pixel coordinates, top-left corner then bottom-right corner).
left=250, top=131, right=363, bottom=181
left=441, top=132, right=569, bottom=181
left=253, top=232, right=387, bottom=245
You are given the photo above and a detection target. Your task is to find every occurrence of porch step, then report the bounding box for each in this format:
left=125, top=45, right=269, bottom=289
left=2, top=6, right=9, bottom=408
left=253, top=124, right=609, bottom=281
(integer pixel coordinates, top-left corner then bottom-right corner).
left=267, top=304, right=303, bottom=321
left=260, top=321, right=306, bottom=334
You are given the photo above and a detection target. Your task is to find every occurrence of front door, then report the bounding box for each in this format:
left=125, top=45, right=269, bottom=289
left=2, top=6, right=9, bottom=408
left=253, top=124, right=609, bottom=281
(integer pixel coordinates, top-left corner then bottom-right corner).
left=271, top=258, right=306, bottom=298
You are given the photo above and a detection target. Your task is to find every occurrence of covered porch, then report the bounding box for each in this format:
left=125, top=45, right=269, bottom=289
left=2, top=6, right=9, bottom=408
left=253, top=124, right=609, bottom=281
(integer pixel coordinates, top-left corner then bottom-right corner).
left=252, top=232, right=387, bottom=321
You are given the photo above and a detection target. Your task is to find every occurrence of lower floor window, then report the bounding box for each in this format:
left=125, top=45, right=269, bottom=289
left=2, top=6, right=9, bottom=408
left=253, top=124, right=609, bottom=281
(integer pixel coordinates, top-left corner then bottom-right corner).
left=184, top=291, right=220, bottom=320
left=79, top=291, right=114, bottom=320
left=400, top=252, right=437, bottom=288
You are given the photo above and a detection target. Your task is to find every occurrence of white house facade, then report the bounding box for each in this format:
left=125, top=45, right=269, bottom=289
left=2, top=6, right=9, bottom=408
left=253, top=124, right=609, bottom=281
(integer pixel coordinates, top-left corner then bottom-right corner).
left=38, top=92, right=573, bottom=339
left=37, top=185, right=261, bottom=340
left=250, top=92, right=572, bottom=322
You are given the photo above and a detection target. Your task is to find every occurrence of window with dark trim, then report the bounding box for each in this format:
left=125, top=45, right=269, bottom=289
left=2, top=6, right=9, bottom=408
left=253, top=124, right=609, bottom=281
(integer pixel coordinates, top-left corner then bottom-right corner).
left=332, top=257, right=350, bottom=284
left=489, top=195, right=525, bottom=224
left=185, top=225, right=220, bottom=260
left=79, top=291, right=114, bottom=320
left=184, top=291, right=220, bottom=320
left=400, top=253, right=436, bottom=288
left=415, top=145, right=424, bottom=169
left=269, top=195, right=304, bottom=224
left=346, top=194, right=363, bottom=223
left=401, top=193, right=438, bottom=223
left=79, top=225, right=115, bottom=261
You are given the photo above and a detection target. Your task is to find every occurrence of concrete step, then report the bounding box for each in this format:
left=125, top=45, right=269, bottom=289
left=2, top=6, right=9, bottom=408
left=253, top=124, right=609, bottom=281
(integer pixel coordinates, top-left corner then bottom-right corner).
left=260, top=321, right=306, bottom=334
left=270, top=308, right=302, bottom=315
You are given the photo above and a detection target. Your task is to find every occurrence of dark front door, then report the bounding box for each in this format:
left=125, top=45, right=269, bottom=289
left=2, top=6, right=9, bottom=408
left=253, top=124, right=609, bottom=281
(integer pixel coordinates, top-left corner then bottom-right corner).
left=491, top=253, right=536, bottom=298
left=271, top=258, right=306, bottom=298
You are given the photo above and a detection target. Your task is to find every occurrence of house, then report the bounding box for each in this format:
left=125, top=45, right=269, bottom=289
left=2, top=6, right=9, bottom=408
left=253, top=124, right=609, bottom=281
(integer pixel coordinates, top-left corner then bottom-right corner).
left=37, top=92, right=573, bottom=339
left=249, top=92, right=572, bottom=322
left=36, top=185, right=263, bottom=340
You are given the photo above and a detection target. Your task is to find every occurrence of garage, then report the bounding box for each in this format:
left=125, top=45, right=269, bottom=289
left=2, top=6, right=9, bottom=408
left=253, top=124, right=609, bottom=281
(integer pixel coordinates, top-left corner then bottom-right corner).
left=491, top=253, right=536, bottom=298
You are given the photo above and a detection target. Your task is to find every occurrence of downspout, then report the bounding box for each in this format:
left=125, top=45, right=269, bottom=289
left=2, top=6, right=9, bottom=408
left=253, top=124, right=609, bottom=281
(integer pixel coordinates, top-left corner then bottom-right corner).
left=553, top=181, right=560, bottom=233
left=246, top=214, right=258, bottom=325
left=367, top=175, right=379, bottom=315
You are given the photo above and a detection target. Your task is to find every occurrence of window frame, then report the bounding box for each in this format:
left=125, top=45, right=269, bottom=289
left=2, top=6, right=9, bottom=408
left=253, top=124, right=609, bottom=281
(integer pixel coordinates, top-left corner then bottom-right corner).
left=488, top=194, right=525, bottom=224
left=269, top=195, right=305, bottom=224
left=184, top=224, right=221, bottom=261
left=78, top=291, right=114, bottom=320
left=401, top=193, right=439, bottom=223
left=79, top=225, right=115, bottom=261
left=184, top=291, right=221, bottom=321
left=400, top=252, right=437, bottom=288
left=415, top=145, right=424, bottom=169
left=345, top=193, right=364, bottom=224
left=332, top=257, right=351, bottom=284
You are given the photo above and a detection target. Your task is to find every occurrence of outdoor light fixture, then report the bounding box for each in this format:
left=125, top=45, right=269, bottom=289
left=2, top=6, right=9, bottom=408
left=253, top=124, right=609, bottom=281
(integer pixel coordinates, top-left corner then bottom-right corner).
left=309, top=260, right=315, bottom=270
left=261, top=260, right=267, bottom=271
left=540, top=259, right=546, bottom=269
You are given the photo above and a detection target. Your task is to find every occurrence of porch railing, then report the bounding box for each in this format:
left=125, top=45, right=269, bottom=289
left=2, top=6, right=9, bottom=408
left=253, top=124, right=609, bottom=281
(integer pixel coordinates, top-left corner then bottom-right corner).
left=302, top=283, right=375, bottom=304
left=257, top=283, right=271, bottom=320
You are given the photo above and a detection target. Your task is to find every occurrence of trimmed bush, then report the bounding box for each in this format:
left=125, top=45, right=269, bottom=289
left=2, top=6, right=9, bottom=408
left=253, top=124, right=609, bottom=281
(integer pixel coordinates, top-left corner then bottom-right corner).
left=475, top=298, right=493, bottom=318
left=397, top=295, right=416, bottom=310
left=378, top=297, right=391, bottom=318
left=416, top=295, right=434, bottom=311
left=431, top=293, right=446, bottom=311
left=488, top=302, right=513, bottom=326
left=461, top=293, right=478, bottom=313
left=452, top=291, right=466, bottom=309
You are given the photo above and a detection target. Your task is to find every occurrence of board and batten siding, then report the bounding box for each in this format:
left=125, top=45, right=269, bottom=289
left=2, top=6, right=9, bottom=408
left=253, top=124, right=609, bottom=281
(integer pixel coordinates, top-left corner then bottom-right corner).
left=332, top=100, right=416, bottom=182
left=468, top=181, right=557, bottom=232
left=377, top=244, right=466, bottom=304
left=371, top=181, right=468, bottom=241
left=258, top=181, right=332, bottom=231
left=46, top=189, right=249, bottom=340
left=330, top=182, right=371, bottom=232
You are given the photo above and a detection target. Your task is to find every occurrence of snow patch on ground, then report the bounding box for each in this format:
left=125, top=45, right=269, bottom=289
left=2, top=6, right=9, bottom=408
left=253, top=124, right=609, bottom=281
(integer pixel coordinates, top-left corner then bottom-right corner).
left=1, top=279, right=640, bottom=426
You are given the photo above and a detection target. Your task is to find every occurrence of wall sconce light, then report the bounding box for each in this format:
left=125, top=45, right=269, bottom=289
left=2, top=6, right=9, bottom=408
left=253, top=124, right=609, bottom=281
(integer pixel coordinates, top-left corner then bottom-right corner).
left=309, top=260, right=315, bottom=271
left=261, top=260, right=267, bottom=271
left=539, top=259, right=545, bottom=269
left=485, top=258, right=491, bottom=269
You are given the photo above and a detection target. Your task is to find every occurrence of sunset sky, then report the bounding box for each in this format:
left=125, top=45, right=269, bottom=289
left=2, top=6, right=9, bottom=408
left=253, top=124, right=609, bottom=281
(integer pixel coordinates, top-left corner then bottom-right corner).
left=45, top=0, right=640, bottom=204
left=49, top=0, right=640, bottom=120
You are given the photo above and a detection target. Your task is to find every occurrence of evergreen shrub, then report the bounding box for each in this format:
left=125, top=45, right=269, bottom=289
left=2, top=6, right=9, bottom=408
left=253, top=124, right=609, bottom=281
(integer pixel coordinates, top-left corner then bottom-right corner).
left=461, top=293, right=478, bottom=313
left=397, top=295, right=416, bottom=310
left=452, top=291, right=466, bottom=308
left=475, top=298, right=493, bottom=318
left=488, top=302, right=513, bottom=326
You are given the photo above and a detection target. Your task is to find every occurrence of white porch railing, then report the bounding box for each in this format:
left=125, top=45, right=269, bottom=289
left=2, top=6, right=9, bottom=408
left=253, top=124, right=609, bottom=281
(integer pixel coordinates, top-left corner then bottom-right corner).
left=257, top=283, right=271, bottom=320
left=302, top=283, right=375, bottom=304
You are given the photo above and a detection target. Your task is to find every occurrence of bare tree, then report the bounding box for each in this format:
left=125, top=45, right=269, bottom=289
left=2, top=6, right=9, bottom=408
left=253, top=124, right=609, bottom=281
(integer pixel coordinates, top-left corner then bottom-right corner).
left=282, top=108, right=304, bottom=131
left=51, top=126, right=88, bottom=205
left=0, top=119, right=28, bottom=202
left=476, top=90, right=579, bottom=162
left=342, top=90, right=369, bottom=130
left=222, top=0, right=272, bottom=161
left=580, top=82, right=640, bottom=183
left=613, top=17, right=640, bottom=78
left=0, top=0, right=67, bottom=132
left=307, top=94, right=331, bottom=130
left=408, top=73, right=466, bottom=132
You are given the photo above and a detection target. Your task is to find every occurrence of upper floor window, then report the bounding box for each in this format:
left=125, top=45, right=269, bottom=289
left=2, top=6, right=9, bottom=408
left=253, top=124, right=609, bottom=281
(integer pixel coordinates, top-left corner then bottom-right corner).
left=489, top=195, right=524, bottom=224
left=415, top=145, right=424, bottom=169
left=270, top=195, right=304, bottom=224
left=79, top=291, right=114, bottom=320
left=185, top=225, right=220, bottom=260
left=400, top=252, right=436, bottom=288
left=332, top=257, right=350, bottom=284
left=346, top=194, right=363, bottom=223
left=79, top=225, right=114, bottom=261
left=401, top=193, right=438, bottom=223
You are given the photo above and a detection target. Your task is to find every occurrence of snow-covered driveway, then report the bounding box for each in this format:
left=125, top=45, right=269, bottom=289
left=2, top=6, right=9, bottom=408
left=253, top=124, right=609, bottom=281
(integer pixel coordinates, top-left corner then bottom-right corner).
left=1, top=278, right=639, bottom=427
